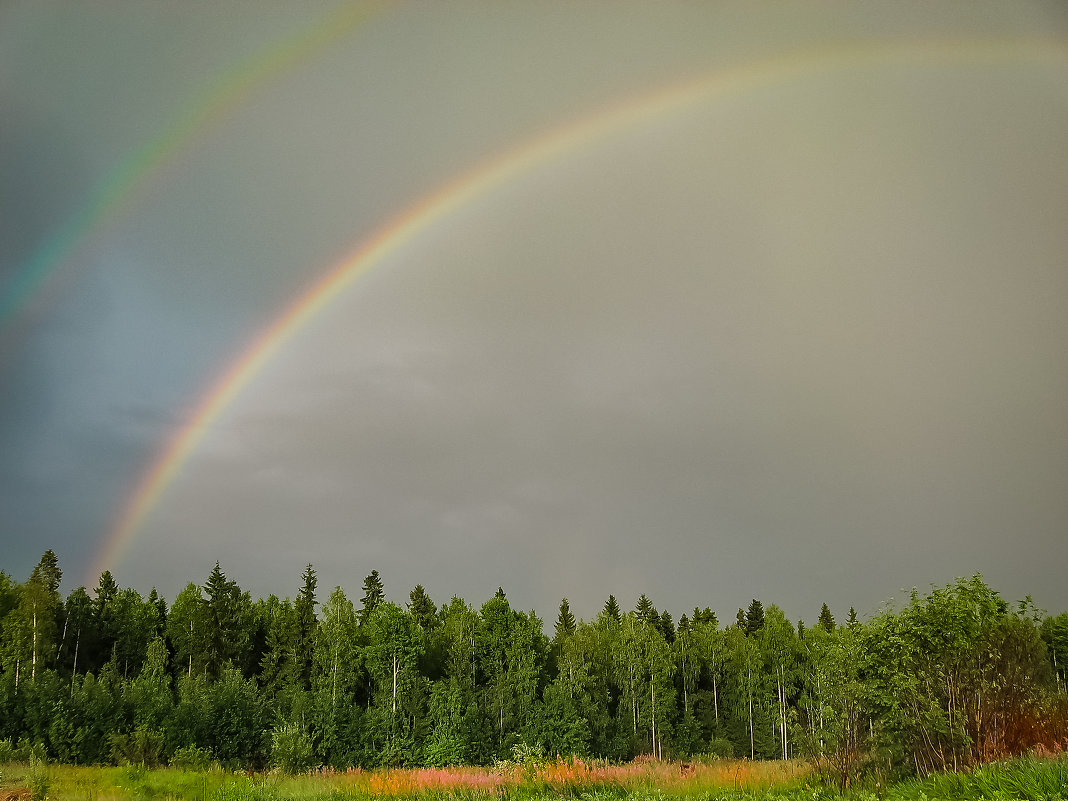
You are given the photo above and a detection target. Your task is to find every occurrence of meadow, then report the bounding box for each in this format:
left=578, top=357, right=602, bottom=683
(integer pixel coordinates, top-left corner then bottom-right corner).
left=2, top=754, right=1067, bottom=801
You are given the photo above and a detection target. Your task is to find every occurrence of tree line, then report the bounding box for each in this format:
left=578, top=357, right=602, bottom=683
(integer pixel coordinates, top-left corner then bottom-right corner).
left=1, top=550, right=1066, bottom=781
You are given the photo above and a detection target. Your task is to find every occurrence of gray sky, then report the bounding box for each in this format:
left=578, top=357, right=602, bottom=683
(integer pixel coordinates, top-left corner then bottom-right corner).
left=2, top=1, right=1067, bottom=625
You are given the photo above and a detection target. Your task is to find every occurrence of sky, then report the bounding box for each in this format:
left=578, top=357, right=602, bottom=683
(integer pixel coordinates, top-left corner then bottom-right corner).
left=2, top=1, right=1067, bottom=626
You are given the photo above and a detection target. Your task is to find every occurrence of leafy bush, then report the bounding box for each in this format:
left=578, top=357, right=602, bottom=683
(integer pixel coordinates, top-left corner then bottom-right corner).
left=511, top=741, right=545, bottom=767
left=109, top=725, right=165, bottom=767
left=171, top=744, right=213, bottom=771
left=270, top=723, right=314, bottom=775
left=0, top=738, right=13, bottom=764
left=27, top=754, right=50, bottom=801
left=704, top=737, right=734, bottom=759
left=15, top=739, right=47, bottom=764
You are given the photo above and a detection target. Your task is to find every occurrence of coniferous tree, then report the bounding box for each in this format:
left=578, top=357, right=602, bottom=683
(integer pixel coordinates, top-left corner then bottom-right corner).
left=818, top=603, right=835, bottom=633
left=203, top=562, right=252, bottom=677
left=407, top=585, right=438, bottom=632
left=257, top=595, right=295, bottom=697
left=90, top=570, right=123, bottom=673
left=294, top=564, right=318, bottom=690
left=30, top=549, right=62, bottom=595
left=359, top=570, right=385, bottom=626
left=659, top=610, right=675, bottom=643
left=692, top=607, right=717, bottom=627
left=603, top=595, right=621, bottom=624
left=146, top=588, right=167, bottom=635
left=635, top=594, right=658, bottom=628
left=555, top=598, right=577, bottom=640
left=745, top=599, right=765, bottom=636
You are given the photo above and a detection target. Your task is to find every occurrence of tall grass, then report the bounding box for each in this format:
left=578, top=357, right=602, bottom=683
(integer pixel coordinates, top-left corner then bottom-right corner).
left=886, top=753, right=1068, bottom=801
left=4, top=755, right=1064, bottom=801
left=0, top=758, right=811, bottom=801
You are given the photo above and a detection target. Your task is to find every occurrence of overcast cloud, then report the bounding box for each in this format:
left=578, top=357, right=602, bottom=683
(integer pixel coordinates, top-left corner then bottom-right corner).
left=2, top=1, right=1067, bottom=624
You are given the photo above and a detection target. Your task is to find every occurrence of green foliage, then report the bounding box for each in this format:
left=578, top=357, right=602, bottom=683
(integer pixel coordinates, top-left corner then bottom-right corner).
left=603, top=596, right=621, bottom=625
left=0, top=549, right=1065, bottom=776
left=745, top=600, right=765, bottom=636
left=555, top=599, right=576, bottom=640
left=407, top=586, right=438, bottom=633
left=108, top=725, right=165, bottom=768
left=270, top=722, right=315, bottom=774
left=27, top=753, right=50, bottom=801
left=170, top=743, right=213, bottom=771
left=358, top=571, right=385, bottom=627
left=817, top=604, right=835, bottom=634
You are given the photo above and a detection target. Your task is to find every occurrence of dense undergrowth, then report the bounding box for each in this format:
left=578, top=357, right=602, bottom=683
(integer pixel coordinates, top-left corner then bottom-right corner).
left=1, top=754, right=1067, bottom=801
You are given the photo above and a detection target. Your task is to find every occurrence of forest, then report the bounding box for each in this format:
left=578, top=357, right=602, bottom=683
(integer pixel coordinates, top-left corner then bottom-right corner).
left=1, top=550, right=1067, bottom=786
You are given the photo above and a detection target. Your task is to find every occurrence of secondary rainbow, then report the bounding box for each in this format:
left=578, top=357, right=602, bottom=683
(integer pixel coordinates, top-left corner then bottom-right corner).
left=0, top=2, right=381, bottom=340
left=90, top=36, right=1068, bottom=584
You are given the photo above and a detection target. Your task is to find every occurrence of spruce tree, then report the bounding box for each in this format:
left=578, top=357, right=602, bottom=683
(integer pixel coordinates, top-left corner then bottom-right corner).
left=95, top=570, right=118, bottom=613
left=745, top=599, right=765, bottom=635
left=602, top=594, right=621, bottom=623
left=147, top=588, right=167, bottom=634
left=659, top=609, right=675, bottom=643
left=359, top=570, right=385, bottom=625
left=294, top=564, right=318, bottom=689
left=203, top=562, right=251, bottom=677
left=408, top=584, right=439, bottom=631
left=692, top=607, right=717, bottom=627
left=554, top=598, right=576, bottom=639
left=818, top=603, right=835, bottom=633
left=29, top=549, right=62, bottom=595
left=635, top=594, right=658, bottom=627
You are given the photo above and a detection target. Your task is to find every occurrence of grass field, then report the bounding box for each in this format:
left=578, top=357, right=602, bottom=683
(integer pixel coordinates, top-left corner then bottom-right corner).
left=1, top=754, right=1066, bottom=801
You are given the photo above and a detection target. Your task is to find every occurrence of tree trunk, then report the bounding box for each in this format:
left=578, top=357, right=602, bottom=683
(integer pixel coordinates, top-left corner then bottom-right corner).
left=331, top=643, right=338, bottom=709
left=31, top=600, right=38, bottom=682
left=71, top=625, right=81, bottom=697
left=818, top=672, right=825, bottom=753
left=650, top=672, right=656, bottom=757
left=58, top=611, right=69, bottom=660
left=713, top=672, right=719, bottom=722
left=748, top=662, right=755, bottom=760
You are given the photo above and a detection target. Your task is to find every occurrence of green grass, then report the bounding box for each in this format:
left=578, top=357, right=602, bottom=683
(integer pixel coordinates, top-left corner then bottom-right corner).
left=0, top=755, right=1065, bottom=801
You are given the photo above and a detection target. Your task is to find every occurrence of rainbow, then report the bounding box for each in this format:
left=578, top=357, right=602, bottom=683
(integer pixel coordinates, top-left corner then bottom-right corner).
left=0, top=2, right=381, bottom=339
left=89, top=35, right=1068, bottom=585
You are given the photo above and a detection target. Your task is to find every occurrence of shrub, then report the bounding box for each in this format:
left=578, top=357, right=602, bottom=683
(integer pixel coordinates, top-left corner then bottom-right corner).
left=109, top=725, right=165, bottom=767
left=171, top=743, right=214, bottom=771
left=27, top=755, right=50, bottom=801
left=270, top=722, right=315, bottom=775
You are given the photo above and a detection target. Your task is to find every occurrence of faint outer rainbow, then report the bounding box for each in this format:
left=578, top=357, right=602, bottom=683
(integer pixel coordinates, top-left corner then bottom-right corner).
left=90, top=36, right=1067, bottom=584
left=0, top=2, right=382, bottom=337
